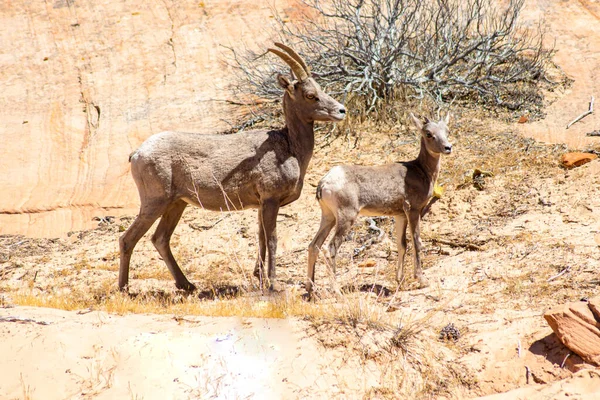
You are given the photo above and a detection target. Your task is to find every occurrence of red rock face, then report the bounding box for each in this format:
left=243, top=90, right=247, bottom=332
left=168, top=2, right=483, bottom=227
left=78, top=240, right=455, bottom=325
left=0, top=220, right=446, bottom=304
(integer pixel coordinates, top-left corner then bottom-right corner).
left=0, top=0, right=298, bottom=237
left=544, top=298, right=600, bottom=365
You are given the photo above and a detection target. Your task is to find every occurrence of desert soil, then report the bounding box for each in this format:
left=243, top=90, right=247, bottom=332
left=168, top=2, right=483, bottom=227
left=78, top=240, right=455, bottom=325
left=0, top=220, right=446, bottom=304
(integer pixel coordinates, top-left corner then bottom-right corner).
left=2, top=0, right=600, bottom=399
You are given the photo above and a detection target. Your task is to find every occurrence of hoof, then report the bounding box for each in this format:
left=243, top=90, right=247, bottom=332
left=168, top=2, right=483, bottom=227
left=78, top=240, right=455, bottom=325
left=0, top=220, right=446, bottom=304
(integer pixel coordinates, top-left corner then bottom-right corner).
left=268, top=281, right=283, bottom=292
left=305, top=281, right=313, bottom=295
left=304, top=286, right=319, bottom=302
left=176, top=281, right=197, bottom=292
left=417, top=277, right=430, bottom=289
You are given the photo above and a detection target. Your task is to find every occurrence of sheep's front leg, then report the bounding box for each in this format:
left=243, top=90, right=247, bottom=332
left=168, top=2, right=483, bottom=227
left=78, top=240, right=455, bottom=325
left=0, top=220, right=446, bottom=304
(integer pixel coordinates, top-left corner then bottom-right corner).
left=253, top=207, right=267, bottom=286
left=260, top=199, right=280, bottom=291
left=394, top=214, right=408, bottom=284
left=407, top=210, right=429, bottom=288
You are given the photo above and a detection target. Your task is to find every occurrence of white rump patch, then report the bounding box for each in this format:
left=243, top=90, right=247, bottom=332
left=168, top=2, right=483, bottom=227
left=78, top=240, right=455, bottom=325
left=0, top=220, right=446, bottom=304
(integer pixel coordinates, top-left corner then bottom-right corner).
left=321, top=166, right=347, bottom=193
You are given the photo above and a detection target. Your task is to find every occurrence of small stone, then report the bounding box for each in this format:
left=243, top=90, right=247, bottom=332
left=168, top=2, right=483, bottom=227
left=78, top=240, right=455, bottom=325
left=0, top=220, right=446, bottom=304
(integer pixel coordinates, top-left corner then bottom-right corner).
left=439, top=322, right=461, bottom=341
left=358, top=259, right=377, bottom=268
left=561, top=152, right=598, bottom=169
left=518, top=115, right=529, bottom=123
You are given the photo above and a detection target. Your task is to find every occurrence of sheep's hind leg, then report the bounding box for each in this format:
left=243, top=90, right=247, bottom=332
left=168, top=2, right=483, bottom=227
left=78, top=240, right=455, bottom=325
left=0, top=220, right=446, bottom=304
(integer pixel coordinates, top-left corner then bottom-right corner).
left=307, top=205, right=336, bottom=293
left=119, top=204, right=165, bottom=291
left=395, top=214, right=408, bottom=284
left=151, top=200, right=195, bottom=291
left=327, top=210, right=357, bottom=276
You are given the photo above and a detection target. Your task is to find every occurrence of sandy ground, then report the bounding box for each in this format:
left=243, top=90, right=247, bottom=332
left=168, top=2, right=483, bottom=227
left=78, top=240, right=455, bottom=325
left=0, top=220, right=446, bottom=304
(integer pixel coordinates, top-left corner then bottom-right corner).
left=0, top=307, right=383, bottom=399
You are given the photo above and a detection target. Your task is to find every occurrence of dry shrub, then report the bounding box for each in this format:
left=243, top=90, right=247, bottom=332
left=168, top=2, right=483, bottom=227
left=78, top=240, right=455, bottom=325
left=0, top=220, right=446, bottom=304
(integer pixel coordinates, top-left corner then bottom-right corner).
left=229, top=0, right=561, bottom=116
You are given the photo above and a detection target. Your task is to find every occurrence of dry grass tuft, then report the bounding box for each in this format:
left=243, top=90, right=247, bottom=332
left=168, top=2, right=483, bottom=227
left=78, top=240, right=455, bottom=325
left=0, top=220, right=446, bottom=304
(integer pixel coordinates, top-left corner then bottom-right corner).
left=19, top=373, right=33, bottom=400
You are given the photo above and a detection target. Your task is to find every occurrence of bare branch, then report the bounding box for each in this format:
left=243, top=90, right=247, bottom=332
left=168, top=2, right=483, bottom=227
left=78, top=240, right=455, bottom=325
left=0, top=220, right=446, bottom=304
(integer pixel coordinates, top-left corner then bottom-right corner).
left=566, top=96, right=594, bottom=129
left=228, top=0, right=556, bottom=112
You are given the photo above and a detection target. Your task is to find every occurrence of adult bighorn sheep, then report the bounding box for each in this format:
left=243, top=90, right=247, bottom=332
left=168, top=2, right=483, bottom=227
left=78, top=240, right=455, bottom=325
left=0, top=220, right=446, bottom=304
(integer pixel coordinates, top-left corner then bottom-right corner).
left=306, top=113, right=452, bottom=293
left=119, top=43, right=345, bottom=291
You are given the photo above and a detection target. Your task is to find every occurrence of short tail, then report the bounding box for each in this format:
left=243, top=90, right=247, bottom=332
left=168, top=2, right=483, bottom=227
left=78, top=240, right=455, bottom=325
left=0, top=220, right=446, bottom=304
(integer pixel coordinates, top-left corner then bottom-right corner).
left=316, top=180, right=324, bottom=200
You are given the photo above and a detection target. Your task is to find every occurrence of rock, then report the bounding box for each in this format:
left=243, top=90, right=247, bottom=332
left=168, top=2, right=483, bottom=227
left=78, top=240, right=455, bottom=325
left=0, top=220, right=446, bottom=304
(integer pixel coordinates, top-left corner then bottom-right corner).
left=588, top=297, right=600, bottom=319
left=472, top=168, right=493, bottom=191
left=477, top=369, right=600, bottom=400
left=358, top=259, right=377, bottom=268
left=0, top=0, right=299, bottom=237
left=561, top=152, right=598, bottom=168
left=518, top=115, right=529, bottom=123
left=544, top=299, right=600, bottom=365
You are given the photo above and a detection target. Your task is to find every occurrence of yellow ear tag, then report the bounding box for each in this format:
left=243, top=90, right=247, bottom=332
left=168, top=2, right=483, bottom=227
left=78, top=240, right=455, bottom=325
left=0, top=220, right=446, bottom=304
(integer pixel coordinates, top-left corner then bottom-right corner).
left=433, top=183, right=444, bottom=199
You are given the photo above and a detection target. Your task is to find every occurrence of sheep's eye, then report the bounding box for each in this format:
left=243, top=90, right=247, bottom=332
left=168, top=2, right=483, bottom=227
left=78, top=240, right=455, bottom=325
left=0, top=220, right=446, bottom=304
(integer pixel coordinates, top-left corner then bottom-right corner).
left=306, top=93, right=316, bottom=100
left=426, top=132, right=433, bottom=138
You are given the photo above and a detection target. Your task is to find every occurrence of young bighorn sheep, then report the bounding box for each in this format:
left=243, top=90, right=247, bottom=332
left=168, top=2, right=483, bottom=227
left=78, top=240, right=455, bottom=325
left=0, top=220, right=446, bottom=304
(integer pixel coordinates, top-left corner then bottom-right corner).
left=119, top=43, right=345, bottom=291
left=306, top=113, right=452, bottom=293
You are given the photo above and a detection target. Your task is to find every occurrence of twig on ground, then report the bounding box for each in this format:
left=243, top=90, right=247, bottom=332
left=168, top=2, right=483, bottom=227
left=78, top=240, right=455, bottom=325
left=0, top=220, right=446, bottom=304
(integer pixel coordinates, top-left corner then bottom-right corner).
left=525, top=365, right=531, bottom=384
left=430, top=238, right=483, bottom=251
left=561, top=352, right=571, bottom=368
left=173, top=315, right=203, bottom=324
left=7, top=240, right=27, bottom=249
left=353, top=218, right=386, bottom=256
left=367, top=218, right=385, bottom=241
left=587, top=130, right=600, bottom=137
left=409, top=293, right=440, bottom=302
left=278, top=213, right=296, bottom=219
left=517, top=339, right=522, bottom=358
left=0, top=316, right=51, bottom=325
left=0, top=264, right=20, bottom=277
left=222, top=115, right=268, bottom=134
left=547, top=265, right=571, bottom=282
left=189, top=215, right=229, bottom=231
left=209, top=98, right=277, bottom=107
left=567, top=95, right=594, bottom=129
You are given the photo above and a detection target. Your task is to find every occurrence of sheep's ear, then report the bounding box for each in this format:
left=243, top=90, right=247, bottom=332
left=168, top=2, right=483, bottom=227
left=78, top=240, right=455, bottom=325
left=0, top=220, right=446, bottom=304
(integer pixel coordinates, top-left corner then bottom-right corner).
left=445, top=112, right=451, bottom=124
left=410, top=113, right=423, bottom=130
left=277, top=74, right=295, bottom=97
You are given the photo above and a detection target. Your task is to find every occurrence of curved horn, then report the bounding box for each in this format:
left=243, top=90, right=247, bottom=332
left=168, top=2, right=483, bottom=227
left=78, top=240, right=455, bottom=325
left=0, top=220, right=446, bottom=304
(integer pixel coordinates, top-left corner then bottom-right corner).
left=274, top=42, right=311, bottom=76
left=268, top=48, right=308, bottom=81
